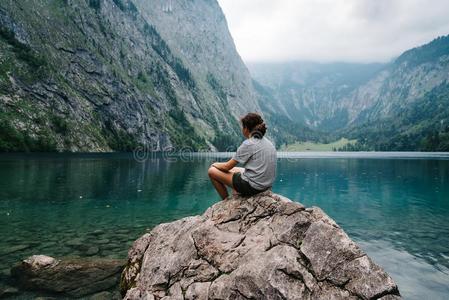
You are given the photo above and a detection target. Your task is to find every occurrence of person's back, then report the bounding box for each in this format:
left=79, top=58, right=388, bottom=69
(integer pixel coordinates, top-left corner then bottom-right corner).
left=207, top=112, right=277, bottom=199
left=234, top=136, right=277, bottom=190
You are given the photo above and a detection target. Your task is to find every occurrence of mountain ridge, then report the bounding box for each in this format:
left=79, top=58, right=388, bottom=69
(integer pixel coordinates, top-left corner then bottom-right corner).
left=1, top=1, right=448, bottom=152
left=251, top=34, right=449, bottom=151
left=0, top=0, right=259, bottom=152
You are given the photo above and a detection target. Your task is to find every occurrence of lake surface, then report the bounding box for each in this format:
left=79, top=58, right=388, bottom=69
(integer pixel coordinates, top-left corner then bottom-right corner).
left=0, top=152, right=448, bottom=299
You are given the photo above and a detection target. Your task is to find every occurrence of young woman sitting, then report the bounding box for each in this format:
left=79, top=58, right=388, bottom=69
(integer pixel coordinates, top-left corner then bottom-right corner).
left=208, top=112, right=277, bottom=200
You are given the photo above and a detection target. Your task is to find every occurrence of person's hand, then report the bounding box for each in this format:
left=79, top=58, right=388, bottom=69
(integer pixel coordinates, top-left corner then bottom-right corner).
left=212, top=162, right=227, bottom=172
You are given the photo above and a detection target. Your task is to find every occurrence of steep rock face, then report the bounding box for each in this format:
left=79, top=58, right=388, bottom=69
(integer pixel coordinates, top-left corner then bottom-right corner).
left=0, top=0, right=258, bottom=152
left=121, top=191, right=401, bottom=299
left=249, top=62, right=386, bottom=131
left=134, top=0, right=259, bottom=120
left=251, top=35, right=449, bottom=137
left=340, top=55, right=449, bottom=127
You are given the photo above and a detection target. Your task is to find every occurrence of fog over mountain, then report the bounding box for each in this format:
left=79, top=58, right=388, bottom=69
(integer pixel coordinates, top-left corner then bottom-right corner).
left=218, top=0, right=449, bottom=63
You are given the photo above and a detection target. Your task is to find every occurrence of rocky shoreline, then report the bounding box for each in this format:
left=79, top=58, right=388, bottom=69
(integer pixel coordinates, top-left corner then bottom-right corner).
left=7, top=191, right=401, bottom=299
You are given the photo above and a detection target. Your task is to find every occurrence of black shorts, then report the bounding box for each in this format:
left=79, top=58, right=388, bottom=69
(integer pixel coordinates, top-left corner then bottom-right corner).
left=232, top=172, right=267, bottom=197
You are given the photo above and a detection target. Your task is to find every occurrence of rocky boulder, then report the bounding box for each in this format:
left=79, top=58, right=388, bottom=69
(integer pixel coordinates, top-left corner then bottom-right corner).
left=11, top=255, right=125, bottom=298
left=121, top=191, right=401, bottom=299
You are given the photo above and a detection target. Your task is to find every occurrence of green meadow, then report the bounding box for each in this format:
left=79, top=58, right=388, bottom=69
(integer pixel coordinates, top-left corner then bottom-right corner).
left=280, top=138, right=357, bottom=151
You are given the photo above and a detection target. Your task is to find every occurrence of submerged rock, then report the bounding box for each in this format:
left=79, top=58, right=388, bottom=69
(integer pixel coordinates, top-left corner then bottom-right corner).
left=1, top=244, right=31, bottom=255
left=87, top=291, right=121, bottom=300
left=86, top=246, right=100, bottom=256
left=11, top=255, right=125, bottom=298
left=0, top=285, right=19, bottom=298
left=121, top=191, right=401, bottom=299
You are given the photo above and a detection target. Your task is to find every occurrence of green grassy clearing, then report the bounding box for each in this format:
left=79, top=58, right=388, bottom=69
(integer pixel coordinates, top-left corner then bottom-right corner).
left=280, top=138, right=357, bottom=151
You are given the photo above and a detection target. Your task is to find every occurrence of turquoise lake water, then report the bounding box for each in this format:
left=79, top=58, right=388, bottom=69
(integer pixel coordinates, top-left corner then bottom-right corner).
left=0, top=153, right=448, bottom=299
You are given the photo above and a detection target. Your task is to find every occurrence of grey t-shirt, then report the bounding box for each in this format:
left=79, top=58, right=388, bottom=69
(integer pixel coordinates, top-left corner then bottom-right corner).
left=232, top=136, right=277, bottom=190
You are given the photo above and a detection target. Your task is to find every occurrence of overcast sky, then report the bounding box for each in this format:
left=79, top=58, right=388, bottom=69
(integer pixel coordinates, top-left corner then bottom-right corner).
left=217, top=0, right=449, bottom=63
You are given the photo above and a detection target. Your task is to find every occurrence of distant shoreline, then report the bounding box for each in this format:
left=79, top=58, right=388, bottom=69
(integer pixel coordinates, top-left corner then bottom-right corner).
left=1, top=151, right=448, bottom=160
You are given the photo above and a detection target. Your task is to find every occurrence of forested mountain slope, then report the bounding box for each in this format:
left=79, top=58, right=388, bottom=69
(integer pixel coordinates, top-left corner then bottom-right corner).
left=251, top=35, right=449, bottom=151
left=1, top=0, right=447, bottom=152
left=0, top=0, right=259, bottom=152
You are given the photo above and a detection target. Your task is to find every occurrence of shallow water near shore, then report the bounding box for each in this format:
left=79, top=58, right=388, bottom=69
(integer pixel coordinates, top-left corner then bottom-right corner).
left=0, top=152, right=448, bottom=299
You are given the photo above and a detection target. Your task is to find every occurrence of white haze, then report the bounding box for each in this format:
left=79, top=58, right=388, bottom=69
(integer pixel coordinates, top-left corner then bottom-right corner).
left=217, top=0, right=449, bottom=63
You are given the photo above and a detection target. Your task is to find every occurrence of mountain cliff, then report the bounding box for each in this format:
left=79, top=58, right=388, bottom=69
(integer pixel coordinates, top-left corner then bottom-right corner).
left=249, top=62, right=385, bottom=131
left=0, top=0, right=259, bottom=152
left=2, top=1, right=447, bottom=152
left=250, top=35, right=449, bottom=151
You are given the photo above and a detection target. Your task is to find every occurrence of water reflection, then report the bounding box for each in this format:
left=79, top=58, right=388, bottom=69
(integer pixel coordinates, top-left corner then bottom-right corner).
left=274, top=159, right=449, bottom=268
left=0, top=154, right=448, bottom=299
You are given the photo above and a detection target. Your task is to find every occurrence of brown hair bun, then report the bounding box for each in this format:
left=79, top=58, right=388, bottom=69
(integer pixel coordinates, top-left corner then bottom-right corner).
left=240, top=113, right=267, bottom=138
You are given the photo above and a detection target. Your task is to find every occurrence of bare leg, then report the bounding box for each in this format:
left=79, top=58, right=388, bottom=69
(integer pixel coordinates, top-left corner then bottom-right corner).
left=208, top=166, right=235, bottom=200
left=210, top=177, right=228, bottom=199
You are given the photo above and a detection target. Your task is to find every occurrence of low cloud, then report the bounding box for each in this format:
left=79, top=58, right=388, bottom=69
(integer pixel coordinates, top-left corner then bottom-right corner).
left=217, top=0, right=449, bottom=63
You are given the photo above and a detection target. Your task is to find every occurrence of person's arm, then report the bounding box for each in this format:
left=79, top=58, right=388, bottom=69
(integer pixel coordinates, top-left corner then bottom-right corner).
left=212, top=140, right=251, bottom=172
left=212, top=159, right=238, bottom=172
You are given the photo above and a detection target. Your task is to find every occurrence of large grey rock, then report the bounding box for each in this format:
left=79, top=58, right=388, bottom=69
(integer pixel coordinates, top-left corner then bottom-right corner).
left=11, top=255, right=125, bottom=298
left=121, top=191, right=401, bottom=299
